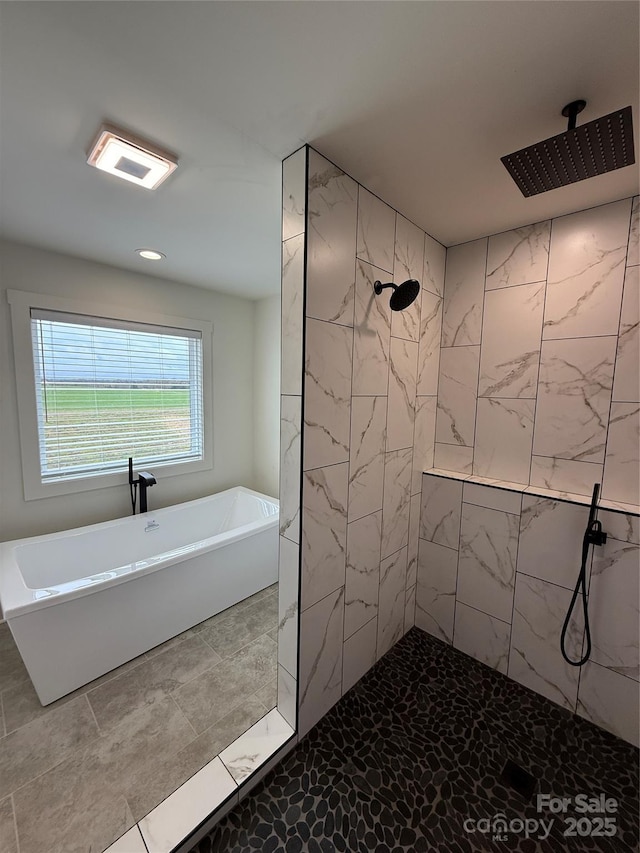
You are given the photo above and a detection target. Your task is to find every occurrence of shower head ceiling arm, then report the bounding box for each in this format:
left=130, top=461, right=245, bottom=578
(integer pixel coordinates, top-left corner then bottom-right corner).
left=561, top=99, right=586, bottom=131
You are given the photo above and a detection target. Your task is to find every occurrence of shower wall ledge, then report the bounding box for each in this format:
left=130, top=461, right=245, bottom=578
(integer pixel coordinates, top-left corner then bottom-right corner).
left=423, top=468, right=640, bottom=516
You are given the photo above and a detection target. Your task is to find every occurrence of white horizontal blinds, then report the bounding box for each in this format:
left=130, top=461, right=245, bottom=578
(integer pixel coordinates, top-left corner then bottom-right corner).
left=30, top=309, right=204, bottom=482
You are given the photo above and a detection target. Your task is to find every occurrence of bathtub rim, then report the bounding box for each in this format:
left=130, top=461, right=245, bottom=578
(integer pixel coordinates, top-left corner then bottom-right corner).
left=0, top=486, right=278, bottom=620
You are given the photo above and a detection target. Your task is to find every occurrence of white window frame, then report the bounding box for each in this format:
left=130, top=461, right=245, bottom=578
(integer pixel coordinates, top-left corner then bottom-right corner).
left=8, top=289, right=214, bottom=501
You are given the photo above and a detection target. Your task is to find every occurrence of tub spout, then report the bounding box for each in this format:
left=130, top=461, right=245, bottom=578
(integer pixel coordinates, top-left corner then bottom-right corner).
left=137, top=472, right=156, bottom=513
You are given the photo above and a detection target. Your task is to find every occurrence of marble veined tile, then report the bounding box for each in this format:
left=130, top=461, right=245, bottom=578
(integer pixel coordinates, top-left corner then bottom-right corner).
left=523, top=485, right=590, bottom=506
left=220, top=708, right=294, bottom=785
left=425, top=467, right=471, bottom=482
left=478, top=282, right=544, bottom=398
left=356, top=186, right=396, bottom=274
left=577, top=661, right=639, bottom=748
left=589, top=537, right=639, bottom=680
left=381, top=448, right=412, bottom=559
left=104, top=826, right=147, bottom=853
left=441, top=238, right=487, bottom=347
left=139, top=757, right=237, bottom=853
left=529, top=456, right=603, bottom=498
left=277, top=665, right=296, bottom=730
left=348, top=396, right=386, bottom=522
left=394, top=214, right=424, bottom=282
left=473, top=398, right=534, bottom=484
left=416, top=290, right=442, bottom=397
left=386, top=337, right=418, bottom=451
left=602, top=402, right=640, bottom=506
left=517, top=495, right=590, bottom=590
left=597, top=509, right=639, bottom=545
left=434, top=443, right=473, bottom=475
left=344, top=511, right=381, bottom=639
left=532, top=336, right=616, bottom=464
left=342, top=617, right=377, bottom=694
left=457, top=504, right=519, bottom=623
left=301, top=463, right=348, bottom=611
left=613, top=265, right=639, bottom=403
left=391, top=215, right=424, bottom=342
left=415, top=539, right=457, bottom=644
left=352, top=260, right=391, bottom=396
left=627, top=196, right=639, bottom=267
left=599, top=498, right=640, bottom=514
left=420, top=474, right=462, bottom=550
left=404, top=583, right=416, bottom=633
left=282, top=146, right=306, bottom=241
left=485, top=220, right=551, bottom=289
left=377, top=547, right=408, bottom=659
left=412, top=396, right=436, bottom=494
left=299, top=587, right=344, bottom=737
left=435, top=346, right=480, bottom=447
left=306, top=149, right=357, bottom=326
left=423, top=232, right=446, bottom=297
left=407, top=493, right=421, bottom=589
left=281, top=234, right=304, bottom=396
left=543, top=199, right=631, bottom=340
left=304, top=318, right=353, bottom=470
left=280, top=395, right=301, bottom=543
left=278, top=536, right=299, bottom=679
left=508, top=574, right=582, bottom=711
left=453, top=602, right=511, bottom=674
left=462, top=482, right=521, bottom=515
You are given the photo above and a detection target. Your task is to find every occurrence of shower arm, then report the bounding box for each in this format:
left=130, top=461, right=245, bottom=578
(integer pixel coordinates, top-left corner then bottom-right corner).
left=373, top=281, right=397, bottom=295
left=562, top=99, right=586, bottom=131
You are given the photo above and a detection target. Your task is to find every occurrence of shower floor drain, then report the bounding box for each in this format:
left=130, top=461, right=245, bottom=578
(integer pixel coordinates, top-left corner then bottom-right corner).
left=501, top=759, right=537, bottom=800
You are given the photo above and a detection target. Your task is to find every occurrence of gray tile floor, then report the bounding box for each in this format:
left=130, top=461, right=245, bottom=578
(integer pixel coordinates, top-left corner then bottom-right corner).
left=0, top=583, right=278, bottom=853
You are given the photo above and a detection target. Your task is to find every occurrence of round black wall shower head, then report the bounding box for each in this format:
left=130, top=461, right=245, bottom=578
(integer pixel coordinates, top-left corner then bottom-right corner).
left=373, top=279, right=420, bottom=312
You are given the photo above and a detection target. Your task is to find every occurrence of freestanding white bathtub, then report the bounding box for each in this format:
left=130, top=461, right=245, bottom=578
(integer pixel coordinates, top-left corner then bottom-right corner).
left=0, top=487, right=279, bottom=705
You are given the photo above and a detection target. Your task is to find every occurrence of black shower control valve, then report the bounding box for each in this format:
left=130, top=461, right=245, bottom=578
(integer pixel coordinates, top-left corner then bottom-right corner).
left=586, top=521, right=607, bottom=548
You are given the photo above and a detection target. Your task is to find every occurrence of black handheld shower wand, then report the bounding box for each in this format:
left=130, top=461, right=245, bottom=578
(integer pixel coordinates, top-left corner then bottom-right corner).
left=560, top=483, right=607, bottom=667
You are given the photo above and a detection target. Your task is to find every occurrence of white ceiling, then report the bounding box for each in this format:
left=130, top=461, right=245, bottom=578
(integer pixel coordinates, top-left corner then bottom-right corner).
left=0, top=1, right=638, bottom=299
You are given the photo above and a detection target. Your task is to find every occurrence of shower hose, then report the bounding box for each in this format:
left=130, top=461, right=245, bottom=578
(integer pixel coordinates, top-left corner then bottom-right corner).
left=560, top=483, right=606, bottom=668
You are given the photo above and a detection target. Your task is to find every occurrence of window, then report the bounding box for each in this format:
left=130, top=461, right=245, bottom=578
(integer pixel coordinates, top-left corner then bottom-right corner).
left=31, top=310, right=203, bottom=482
left=8, top=290, right=213, bottom=499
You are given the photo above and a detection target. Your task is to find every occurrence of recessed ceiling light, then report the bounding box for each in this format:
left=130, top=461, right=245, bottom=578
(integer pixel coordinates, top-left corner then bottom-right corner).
left=136, top=248, right=165, bottom=260
left=87, top=123, right=178, bottom=190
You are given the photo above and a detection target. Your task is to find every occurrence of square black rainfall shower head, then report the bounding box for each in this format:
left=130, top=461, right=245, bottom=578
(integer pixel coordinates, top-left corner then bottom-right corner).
left=501, top=105, right=635, bottom=197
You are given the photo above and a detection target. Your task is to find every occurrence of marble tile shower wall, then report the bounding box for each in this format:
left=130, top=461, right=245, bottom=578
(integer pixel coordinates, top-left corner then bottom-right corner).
left=434, top=196, right=640, bottom=508
left=284, top=147, right=446, bottom=737
left=416, top=473, right=640, bottom=748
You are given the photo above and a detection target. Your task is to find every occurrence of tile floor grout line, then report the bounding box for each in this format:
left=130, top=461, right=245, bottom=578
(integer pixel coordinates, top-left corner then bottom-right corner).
left=84, top=691, right=103, bottom=736
left=5, top=716, right=99, bottom=800
left=168, top=630, right=278, bottom=721
left=9, top=793, right=20, bottom=853
left=198, top=619, right=279, bottom=662
left=169, top=693, right=200, bottom=740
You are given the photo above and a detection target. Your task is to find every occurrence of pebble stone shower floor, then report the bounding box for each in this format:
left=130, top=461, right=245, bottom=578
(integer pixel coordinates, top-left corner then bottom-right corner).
left=190, top=628, right=639, bottom=853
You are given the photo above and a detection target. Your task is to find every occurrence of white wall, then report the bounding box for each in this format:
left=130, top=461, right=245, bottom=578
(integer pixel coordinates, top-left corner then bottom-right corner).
left=252, top=294, right=281, bottom=498
left=0, top=238, right=256, bottom=541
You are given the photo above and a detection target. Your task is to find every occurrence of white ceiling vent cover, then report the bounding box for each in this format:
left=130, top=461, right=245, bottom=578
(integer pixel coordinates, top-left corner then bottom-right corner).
left=87, top=123, right=178, bottom=190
